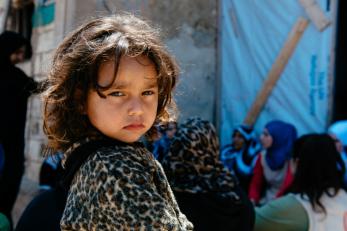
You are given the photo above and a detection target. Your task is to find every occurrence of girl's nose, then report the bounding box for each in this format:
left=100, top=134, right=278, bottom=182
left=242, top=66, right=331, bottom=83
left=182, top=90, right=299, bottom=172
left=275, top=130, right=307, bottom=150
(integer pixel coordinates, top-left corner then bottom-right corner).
left=128, top=98, right=144, bottom=116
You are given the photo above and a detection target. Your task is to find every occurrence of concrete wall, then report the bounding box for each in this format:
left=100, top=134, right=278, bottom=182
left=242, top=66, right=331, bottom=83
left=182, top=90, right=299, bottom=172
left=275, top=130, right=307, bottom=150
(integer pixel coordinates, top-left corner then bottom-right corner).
left=24, top=0, right=218, bottom=182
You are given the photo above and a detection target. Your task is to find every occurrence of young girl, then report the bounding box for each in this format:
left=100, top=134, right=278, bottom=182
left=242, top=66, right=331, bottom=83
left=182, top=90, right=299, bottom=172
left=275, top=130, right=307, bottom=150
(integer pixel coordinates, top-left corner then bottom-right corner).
left=42, top=14, right=193, bottom=230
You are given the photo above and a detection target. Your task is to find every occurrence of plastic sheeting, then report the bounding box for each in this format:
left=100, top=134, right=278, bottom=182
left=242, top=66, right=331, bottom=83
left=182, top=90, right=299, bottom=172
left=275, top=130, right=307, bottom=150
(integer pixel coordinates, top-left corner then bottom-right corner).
left=220, top=0, right=336, bottom=146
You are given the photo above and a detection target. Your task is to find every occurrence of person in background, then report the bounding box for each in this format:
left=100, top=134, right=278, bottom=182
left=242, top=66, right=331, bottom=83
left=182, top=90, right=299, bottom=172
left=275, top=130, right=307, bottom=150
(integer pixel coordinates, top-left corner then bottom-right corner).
left=249, top=120, right=297, bottom=205
left=328, top=120, right=347, bottom=186
left=220, top=124, right=262, bottom=192
left=14, top=185, right=67, bottom=231
left=153, top=121, right=177, bottom=162
left=0, top=31, right=37, bottom=229
left=255, top=134, right=347, bottom=231
left=141, top=125, right=163, bottom=153
left=162, top=117, right=255, bottom=231
left=39, top=152, right=64, bottom=192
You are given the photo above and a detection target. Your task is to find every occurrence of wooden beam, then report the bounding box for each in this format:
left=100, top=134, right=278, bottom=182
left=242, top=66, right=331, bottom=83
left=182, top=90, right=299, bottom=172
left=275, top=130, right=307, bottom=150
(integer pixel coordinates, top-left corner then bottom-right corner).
left=243, top=17, right=309, bottom=126
left=298, top=0, right=331, bottom=31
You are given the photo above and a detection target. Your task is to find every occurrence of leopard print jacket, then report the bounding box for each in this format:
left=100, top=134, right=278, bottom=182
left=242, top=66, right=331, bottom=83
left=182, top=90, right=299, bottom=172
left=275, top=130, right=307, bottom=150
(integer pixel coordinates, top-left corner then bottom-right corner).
left=60, top=140, right=193, bottom=231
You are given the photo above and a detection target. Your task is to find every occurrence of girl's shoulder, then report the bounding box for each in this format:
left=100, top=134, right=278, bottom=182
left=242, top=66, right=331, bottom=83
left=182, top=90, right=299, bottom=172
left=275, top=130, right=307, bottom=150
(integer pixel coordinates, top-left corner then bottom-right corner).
left=63, top=139, right=150, bottom=186
left=78, top=140, right=154, bottom=177
left=91, top=141, right=151, bottom=164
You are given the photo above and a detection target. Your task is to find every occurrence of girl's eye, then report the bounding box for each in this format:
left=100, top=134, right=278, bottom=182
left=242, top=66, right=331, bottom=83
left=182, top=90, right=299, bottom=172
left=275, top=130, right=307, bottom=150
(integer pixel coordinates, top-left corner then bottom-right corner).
left=108, top=91, right=124, bottom=97
left=142, top=90, right=155, bottom=96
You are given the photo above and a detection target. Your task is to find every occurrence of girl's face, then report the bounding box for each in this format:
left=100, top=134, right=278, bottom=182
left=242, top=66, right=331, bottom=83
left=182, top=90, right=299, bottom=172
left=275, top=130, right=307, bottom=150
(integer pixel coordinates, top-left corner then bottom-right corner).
left=260, top=128, right=273, bottom=149
left=86, top=55, right=158, bottom=143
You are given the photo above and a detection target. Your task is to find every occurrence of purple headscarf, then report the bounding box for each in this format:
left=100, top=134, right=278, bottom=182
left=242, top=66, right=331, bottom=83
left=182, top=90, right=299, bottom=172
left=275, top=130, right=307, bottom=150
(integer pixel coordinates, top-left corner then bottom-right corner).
left=265, top=120, right=297, bottom=170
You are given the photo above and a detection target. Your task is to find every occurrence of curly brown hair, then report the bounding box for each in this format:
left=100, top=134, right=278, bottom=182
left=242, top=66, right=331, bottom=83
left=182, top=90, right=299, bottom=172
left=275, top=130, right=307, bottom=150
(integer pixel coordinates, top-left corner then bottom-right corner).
left=42, top=14, right=179, bottom=152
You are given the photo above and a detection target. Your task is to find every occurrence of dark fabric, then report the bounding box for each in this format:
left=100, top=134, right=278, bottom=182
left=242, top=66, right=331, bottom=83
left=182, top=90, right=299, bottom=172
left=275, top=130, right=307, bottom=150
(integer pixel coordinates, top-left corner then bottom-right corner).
left=0, top=31, right=29, bottom=66
left=0, top=32, right=37, bottom=229
left=14, top=188, right=68, bottom=231
left=0, top=144, right=4, bottom=176
left=152, top=135, right=172, bottom=162
left=60, top=137, right=122, bottom=189
left=15, top=139, right=115, bottom=231
left=175, top=188, right=255, bottom=231
left=39, top=155, right=64, bottom=190
left=162, top=117, right=255, bottom=230
left=162, top=117, right=240, bottom=200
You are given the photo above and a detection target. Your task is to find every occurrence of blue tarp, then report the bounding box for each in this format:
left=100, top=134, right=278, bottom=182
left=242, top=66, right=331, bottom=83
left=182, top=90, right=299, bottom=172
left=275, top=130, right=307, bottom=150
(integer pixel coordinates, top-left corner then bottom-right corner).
left=220, top=0, right=336, bottom=145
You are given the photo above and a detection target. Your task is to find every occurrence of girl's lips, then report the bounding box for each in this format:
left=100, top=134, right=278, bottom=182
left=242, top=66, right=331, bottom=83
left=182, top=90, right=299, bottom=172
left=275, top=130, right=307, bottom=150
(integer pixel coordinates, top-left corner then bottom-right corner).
left=123, top=124, right=145, bottom=130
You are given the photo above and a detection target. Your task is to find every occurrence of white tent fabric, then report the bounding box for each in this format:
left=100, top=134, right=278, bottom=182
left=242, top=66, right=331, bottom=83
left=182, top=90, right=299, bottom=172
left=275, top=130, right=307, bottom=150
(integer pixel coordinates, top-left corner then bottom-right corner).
left=220, top=0, right=336, bottom=146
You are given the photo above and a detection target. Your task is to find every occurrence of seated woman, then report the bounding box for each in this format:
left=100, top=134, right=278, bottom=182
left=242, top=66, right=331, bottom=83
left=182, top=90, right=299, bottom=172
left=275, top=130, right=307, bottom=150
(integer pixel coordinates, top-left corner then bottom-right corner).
left=249, top=120, right=297, bottom=205
left=162, top=117, right=255, bottom=231
left=220, top=124, right=262, bottom=193
left=255, top=134, right=347, bottom=231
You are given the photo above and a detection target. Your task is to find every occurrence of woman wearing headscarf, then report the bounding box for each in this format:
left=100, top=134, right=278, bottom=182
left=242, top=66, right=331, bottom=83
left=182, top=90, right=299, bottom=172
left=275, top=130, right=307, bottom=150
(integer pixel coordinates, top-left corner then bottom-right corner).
left=0, top=31, right=37, bottom=228
left=255, top=134, right=347, bottom=231
left=220, top=124, right=262, bottom=193
left=162, top=117, right=255, bottom=231
left=249, top=120, right=297, bottom=205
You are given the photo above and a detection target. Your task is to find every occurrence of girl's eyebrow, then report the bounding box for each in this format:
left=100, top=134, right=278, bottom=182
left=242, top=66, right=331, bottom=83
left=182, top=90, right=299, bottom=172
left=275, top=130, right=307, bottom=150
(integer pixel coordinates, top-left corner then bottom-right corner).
left=109, top=79, right=158, bottom=89
left=111, top=82, right=127, bottom=89
left=144, top=81, right=158, bottom=89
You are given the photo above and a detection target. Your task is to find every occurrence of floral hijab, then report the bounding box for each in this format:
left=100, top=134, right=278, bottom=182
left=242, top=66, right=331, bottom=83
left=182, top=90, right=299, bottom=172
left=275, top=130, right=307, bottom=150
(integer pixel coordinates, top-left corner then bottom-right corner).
left=161, top=117, right=240, bottom=201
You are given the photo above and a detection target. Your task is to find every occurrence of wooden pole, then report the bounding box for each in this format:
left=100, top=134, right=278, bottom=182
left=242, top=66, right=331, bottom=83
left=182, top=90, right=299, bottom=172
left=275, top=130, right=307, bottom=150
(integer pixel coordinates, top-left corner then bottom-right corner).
left=243, top=17, right=309, bottom=126
left=298, top=0, right=331, bottom=32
